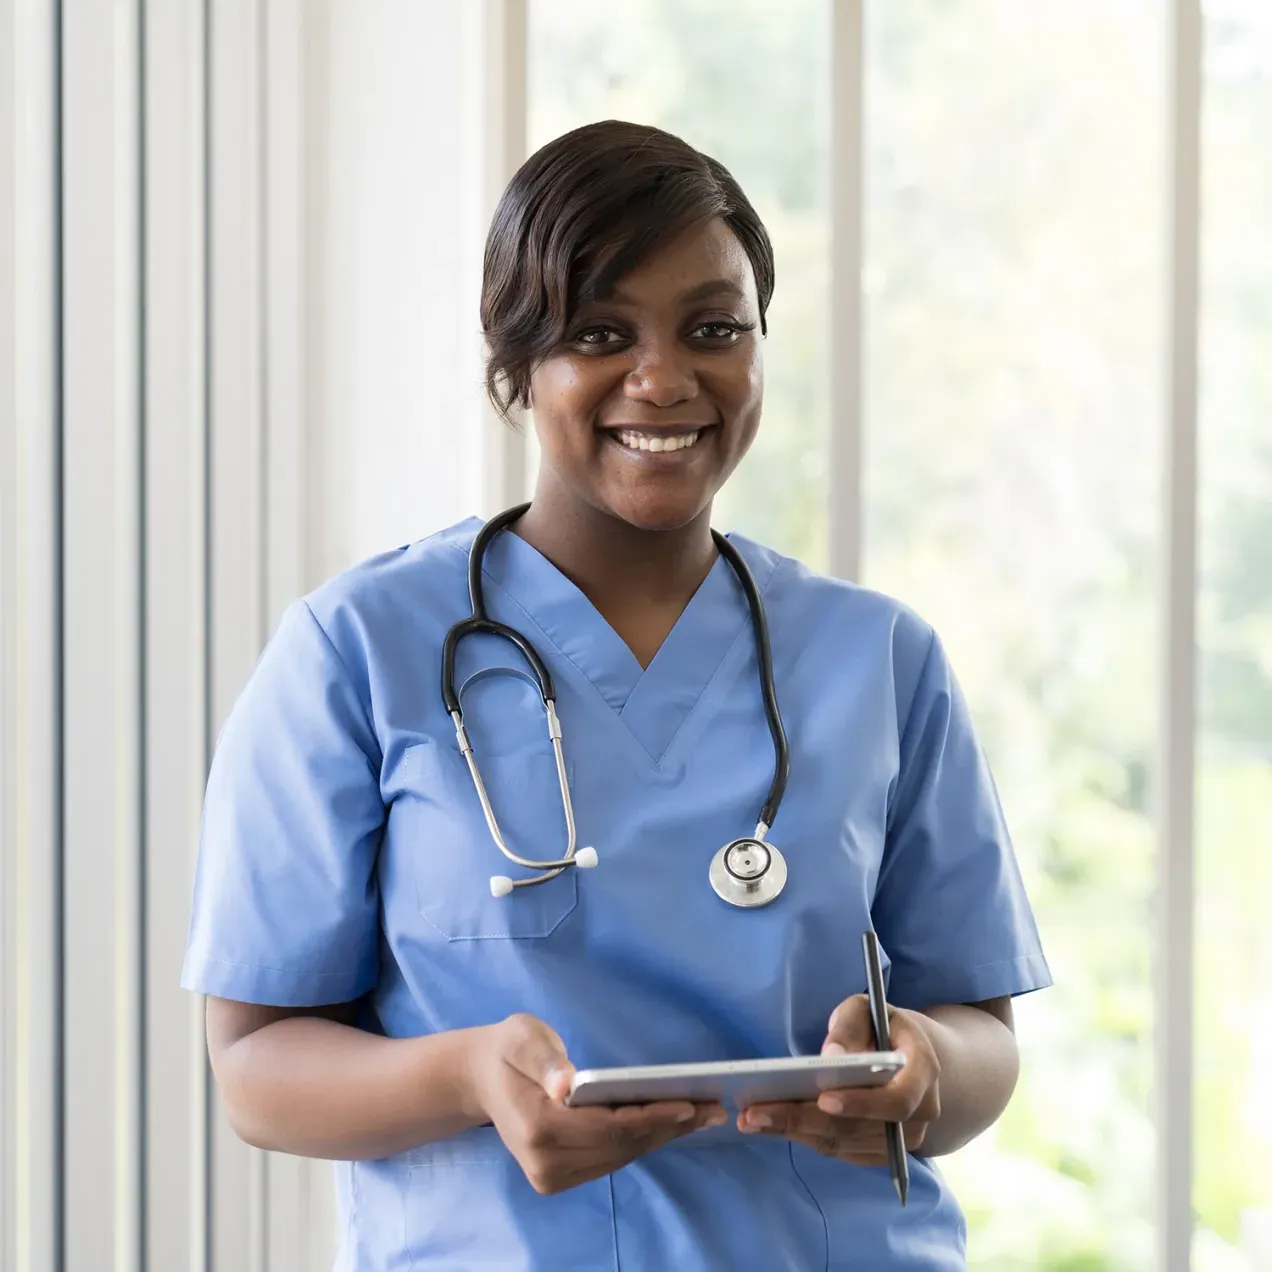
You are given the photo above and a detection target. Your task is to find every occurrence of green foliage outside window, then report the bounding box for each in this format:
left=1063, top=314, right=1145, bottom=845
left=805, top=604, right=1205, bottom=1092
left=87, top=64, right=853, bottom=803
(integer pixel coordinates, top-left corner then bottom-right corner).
left=531, top=3, right=1272, bottom=1266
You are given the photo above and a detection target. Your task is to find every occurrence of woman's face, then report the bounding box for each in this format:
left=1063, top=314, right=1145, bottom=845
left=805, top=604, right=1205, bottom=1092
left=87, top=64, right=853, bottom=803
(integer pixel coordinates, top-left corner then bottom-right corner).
left=528, top=217, right=764, bottom=532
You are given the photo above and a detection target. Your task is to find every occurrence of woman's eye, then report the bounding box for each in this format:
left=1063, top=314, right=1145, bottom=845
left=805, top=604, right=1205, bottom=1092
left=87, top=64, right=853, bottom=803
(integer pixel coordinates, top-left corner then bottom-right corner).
left=574, top=327, right=626, bottom=348
left=691, top=322, right=745, bottom=342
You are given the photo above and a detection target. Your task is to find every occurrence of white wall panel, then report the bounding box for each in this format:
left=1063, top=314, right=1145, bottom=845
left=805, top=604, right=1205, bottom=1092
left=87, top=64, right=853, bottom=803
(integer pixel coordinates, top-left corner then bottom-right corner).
left=59, top=1, right=144, bottom=1269
left=142, top=1, right=210, bottom=1269
left=0, top=3, right=62, bottom=1271
left=306, top=0, right=486, bottom=586
left=207, top=3, right=267, bottom=1270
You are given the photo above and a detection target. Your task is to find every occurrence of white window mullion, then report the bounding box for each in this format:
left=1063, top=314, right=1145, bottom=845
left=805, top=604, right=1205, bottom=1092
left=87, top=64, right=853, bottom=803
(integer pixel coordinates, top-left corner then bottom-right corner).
left=829, top=0, right=864, bottom=583
left=469, top=0, right=528, bottom=513
left=1158, top=1, right=1202, bottom=1269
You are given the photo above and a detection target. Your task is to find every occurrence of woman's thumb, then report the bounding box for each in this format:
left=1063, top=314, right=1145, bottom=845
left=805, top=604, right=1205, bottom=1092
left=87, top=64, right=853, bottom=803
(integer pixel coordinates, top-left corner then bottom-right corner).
left=501, top=1014, right=574, bottom=1099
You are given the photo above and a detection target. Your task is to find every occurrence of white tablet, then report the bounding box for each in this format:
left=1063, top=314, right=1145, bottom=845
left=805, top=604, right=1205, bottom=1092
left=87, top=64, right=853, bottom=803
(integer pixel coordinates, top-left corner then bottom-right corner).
left=565, top=1051, right=906, bottom=1110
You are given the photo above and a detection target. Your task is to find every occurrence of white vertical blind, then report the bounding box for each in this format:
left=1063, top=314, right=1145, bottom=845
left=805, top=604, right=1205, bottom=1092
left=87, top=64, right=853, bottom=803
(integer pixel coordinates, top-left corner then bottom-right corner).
left=206, top=2, right=268, bottom=1269
left=1, top=3, right=62, bottom=1272
left=59, top=2, right=144, bottom=1268
left=141, top=1, right=210, bottom=1269
left=261, top=3, right=337, bottom=1267
left=4, top=1, right=495, bottom=1267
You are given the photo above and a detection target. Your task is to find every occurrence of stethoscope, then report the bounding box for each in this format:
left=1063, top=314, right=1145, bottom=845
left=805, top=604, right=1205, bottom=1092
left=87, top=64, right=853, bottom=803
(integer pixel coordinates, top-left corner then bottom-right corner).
left=442, top=503, right=791, bottom=908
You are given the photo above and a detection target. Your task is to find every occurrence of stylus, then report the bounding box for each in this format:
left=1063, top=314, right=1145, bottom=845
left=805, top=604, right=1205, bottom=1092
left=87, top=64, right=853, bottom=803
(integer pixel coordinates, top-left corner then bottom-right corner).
left=862, top=930, right=909, bottom=1206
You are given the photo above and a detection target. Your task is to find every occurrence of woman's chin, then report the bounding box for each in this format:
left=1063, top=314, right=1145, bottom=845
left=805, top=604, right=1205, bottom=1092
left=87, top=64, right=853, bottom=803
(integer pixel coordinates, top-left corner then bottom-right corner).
left=603, top=486, right=714, bottom=533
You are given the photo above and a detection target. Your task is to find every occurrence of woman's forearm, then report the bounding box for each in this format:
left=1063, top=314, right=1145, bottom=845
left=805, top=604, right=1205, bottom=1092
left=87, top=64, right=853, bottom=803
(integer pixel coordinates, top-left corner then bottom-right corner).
left=213, top=1015, right=490, bottom=1160
left=913, top=1001, right=1020, bottom=1157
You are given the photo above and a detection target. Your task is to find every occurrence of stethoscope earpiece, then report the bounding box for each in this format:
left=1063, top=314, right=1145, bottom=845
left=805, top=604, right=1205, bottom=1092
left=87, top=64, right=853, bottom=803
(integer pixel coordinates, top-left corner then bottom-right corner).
left=488, top=844, right=597, bottom=898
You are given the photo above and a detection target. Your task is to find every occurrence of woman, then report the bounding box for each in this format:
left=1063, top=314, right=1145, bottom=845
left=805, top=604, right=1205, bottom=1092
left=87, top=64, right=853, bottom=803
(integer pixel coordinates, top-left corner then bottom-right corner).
left=184, top=120, right=1050, bottom=1270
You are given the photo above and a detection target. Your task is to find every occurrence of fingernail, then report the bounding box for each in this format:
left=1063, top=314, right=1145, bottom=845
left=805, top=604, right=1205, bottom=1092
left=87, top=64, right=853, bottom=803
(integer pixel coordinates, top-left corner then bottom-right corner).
left=821, top=1096, right=844, bottom=1115
left=749, top=1113, right=772, bottom=1128
left=545, top=1067, right=570, bottom=1095
left=675, top=1109, right=695, bottom=1123
left=822, top=1041, right=847, bottom=1056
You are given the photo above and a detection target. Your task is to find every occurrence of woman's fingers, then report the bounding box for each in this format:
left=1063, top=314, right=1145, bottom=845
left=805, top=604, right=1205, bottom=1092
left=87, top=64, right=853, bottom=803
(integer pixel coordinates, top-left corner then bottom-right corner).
left=819, top=999, right=942, bottom=1125
left=517, top=1099, right=725, bottom=1192
left=737, top=1100, right=928, bottom=1161
left=548, top=1099, right=724, bottom=1148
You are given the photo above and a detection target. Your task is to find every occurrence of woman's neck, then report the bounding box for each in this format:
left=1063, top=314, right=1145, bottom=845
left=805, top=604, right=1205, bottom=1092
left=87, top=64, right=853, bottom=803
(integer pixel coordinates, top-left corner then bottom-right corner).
left=513, top=488, right=717, bottom=605
left=511, top=486, right=718, bottom=667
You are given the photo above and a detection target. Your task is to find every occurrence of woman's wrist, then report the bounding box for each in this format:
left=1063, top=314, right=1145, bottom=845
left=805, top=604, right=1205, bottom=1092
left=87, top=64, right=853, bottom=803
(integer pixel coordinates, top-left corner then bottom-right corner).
left=418, top=1022, right=499, bottom=1127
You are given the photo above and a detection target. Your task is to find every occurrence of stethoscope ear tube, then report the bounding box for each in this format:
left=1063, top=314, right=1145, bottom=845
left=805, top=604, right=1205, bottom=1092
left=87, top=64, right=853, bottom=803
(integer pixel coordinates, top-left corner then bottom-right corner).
left=444, top=501, right=554, bottom=717
left=441, top=617, right=558, bottom=717
left=466, top=503, right=530, bottom=619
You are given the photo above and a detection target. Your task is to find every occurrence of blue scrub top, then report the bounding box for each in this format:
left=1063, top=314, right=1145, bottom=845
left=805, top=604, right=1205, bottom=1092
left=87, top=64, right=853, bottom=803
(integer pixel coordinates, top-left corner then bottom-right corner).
left=183, top=517, right=1051, bottom=1271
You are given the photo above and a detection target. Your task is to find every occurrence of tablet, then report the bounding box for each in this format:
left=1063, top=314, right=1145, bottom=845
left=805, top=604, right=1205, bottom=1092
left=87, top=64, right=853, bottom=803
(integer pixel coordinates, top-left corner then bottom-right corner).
left=565, top=1051, right=906, bottom=1110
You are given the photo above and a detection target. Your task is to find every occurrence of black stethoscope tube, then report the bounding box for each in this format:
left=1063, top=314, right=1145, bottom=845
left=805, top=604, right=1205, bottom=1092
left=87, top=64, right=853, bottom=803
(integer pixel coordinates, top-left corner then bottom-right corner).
left=442, top=503, right=791, bottom=900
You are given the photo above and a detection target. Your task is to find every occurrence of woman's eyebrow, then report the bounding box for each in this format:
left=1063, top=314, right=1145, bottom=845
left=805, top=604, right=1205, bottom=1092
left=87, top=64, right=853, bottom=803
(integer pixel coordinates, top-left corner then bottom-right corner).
left=592, top=278, right=748, bottom=307
left=677, top=279, right=747, bottom=304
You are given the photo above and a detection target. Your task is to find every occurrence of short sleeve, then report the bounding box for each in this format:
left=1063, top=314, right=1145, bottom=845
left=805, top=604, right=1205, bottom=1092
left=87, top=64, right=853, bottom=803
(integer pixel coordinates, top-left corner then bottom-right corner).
left=873, top=629, right=1052, bottom=1011
left=182, top=600, right=386, bottom=1007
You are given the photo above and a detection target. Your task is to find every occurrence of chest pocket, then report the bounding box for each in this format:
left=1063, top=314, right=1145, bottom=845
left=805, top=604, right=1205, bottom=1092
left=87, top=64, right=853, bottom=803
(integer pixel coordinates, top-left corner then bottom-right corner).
left=399, top=736, right=579, bottom=941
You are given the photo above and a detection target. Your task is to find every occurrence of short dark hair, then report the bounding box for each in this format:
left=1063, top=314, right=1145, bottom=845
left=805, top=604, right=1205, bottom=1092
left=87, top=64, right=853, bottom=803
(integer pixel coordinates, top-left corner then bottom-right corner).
left=480, top=120, right=775, bottom=419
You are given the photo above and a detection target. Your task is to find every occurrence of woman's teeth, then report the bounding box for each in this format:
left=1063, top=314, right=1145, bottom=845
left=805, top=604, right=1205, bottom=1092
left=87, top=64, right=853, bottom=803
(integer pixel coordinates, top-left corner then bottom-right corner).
left=614, top=429, right=702, bottom=453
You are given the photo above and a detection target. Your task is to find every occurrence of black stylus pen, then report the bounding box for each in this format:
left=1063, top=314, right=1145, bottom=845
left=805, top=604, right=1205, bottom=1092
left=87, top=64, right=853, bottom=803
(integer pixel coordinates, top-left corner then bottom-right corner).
left=861, top=930, right=909, bottom=1205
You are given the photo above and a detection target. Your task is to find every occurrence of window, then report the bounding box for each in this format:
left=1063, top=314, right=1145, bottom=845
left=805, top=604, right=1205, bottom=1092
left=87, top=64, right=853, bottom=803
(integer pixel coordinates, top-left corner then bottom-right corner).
left=861, top=4, right=1165, bottom=1267
left=528, top=0, right=833, bottom=567
left=1195, top=4, right=1272, bottom=1266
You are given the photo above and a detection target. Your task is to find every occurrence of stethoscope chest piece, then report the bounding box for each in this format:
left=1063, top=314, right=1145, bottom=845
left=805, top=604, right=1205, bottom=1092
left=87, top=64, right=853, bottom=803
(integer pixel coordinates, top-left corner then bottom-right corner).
left=709, top=837, right=788, bottom=908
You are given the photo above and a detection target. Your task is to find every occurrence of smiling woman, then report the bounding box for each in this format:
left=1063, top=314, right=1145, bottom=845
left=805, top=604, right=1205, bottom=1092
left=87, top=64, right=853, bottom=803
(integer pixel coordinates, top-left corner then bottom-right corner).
left=183, top=116, right=1049, bottom=1272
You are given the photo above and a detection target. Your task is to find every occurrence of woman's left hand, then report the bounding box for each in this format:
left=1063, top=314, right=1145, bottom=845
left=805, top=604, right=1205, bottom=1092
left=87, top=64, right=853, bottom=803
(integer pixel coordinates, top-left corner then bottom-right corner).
left=737, top=995, right=942, bottom=1164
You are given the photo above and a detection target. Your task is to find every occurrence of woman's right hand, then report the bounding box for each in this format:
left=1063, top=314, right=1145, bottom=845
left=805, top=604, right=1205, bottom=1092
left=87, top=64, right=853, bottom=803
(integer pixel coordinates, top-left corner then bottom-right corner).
left=468, top=1013, right=726, bottom=1195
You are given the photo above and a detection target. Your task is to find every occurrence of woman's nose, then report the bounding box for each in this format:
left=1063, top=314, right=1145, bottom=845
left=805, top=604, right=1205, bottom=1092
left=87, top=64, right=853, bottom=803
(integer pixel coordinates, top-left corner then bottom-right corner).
left=623, top=340, right=697, bottom=407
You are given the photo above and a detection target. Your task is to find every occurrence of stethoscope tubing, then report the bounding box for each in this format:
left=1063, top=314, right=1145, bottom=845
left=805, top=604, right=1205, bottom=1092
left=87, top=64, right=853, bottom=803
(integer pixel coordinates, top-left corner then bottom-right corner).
left=442, top=503, right=790, bottom=897
left=709, top=529, right=789, bottom=832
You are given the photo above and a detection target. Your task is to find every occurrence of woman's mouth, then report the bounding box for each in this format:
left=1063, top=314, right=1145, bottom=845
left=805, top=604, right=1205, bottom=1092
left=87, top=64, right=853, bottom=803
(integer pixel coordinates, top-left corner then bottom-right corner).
left=601, top=424, right=719, bottom=468
left=613, top=428, right=704, bottom=454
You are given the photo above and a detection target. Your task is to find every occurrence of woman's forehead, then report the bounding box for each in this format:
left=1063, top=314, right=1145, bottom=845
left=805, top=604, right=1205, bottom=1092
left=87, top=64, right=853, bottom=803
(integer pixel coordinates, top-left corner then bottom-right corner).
left=583, top=220, right=758, bottom=308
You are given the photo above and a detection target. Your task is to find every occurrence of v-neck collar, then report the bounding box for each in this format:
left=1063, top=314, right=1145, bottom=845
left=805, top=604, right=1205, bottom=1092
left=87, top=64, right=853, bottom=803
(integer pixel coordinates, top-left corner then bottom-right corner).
left=455, top=519, right=777, bottom=764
